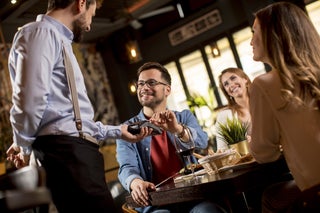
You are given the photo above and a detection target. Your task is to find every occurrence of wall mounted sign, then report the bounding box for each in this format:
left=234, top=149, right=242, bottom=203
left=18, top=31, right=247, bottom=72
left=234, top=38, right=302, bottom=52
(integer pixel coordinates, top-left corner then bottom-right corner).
left=168, top=9, right=222, bottom=46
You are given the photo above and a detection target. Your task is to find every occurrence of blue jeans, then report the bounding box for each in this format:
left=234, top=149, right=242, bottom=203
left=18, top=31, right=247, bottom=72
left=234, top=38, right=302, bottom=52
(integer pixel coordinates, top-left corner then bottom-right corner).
left=141, top=200, right=226, bottom=213
left=189, top=201, right=226, bottom=213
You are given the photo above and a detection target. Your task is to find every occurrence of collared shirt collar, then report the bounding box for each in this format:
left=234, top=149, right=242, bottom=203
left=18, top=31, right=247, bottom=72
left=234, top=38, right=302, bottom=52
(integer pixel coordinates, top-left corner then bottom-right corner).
left=36, top=14, right=74, bottom=41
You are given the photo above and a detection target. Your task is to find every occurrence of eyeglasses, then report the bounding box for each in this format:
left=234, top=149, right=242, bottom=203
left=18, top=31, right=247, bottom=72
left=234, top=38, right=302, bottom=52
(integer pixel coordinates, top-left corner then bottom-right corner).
left=136, top=79, right=169, bottom=89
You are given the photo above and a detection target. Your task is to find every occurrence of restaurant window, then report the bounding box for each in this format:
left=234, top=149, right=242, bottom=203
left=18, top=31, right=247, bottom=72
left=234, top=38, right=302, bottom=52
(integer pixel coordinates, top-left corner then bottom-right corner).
left=306, top=0, right=320, bottom=34
left=166, top=51, right=214, bottom=125
left=232, top=27, right=265, bottom=80
left=206, top=37, right=237, bottom=106
left=179, top=51, right=210, bottom=100
left=165, top=51, right=217, bottom=138
left=165, top=62, right=188, bottom=111
left=179, top=51, right=215, bottom=128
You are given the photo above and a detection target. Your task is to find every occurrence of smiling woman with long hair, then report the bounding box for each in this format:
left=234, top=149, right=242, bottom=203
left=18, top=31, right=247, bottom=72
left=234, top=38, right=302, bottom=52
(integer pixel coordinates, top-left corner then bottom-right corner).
left=215, top=67, right=251, bottom=151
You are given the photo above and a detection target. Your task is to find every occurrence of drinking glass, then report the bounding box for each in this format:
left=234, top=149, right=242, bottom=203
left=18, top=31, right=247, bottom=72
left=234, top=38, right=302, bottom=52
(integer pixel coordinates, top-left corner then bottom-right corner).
left=173, top=127, right=197, bottom=181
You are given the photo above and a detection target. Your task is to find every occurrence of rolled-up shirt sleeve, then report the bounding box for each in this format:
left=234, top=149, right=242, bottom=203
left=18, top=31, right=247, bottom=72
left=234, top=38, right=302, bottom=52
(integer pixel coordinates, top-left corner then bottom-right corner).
left=95, top=122, right=122, bottom=140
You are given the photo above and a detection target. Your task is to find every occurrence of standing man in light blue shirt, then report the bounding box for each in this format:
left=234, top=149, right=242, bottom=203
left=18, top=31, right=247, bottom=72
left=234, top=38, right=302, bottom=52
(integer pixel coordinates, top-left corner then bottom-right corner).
left=6, top=0, right=151, bottom=212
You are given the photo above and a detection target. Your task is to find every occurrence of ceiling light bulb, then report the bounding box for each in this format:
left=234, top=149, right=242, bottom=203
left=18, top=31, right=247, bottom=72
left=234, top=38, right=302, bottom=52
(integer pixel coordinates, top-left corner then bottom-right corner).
left=130, top=49, right=137, bottom=58
left=11, top=0, right=17, bottom=4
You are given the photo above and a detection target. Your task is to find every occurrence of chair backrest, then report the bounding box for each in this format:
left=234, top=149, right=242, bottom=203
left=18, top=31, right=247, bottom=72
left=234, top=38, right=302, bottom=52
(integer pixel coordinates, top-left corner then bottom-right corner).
left=298, top=184, right=320, bottom=211
left=122, top=202, right=138, bottom=213
left=0, top=166, right=52, bottom=212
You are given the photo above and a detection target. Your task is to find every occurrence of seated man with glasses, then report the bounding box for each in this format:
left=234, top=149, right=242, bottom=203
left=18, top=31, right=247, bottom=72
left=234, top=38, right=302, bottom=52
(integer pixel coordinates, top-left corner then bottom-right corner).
left=116, top=62, right=226, bottom=213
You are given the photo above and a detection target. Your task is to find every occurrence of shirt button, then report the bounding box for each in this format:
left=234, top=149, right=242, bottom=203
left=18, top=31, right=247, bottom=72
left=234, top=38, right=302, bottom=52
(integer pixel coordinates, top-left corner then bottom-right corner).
left=146, top=148, right=149, bottom=151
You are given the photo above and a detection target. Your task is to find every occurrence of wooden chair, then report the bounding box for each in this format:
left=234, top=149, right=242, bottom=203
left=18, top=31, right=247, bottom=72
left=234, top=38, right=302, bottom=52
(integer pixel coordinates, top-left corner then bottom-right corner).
left=0, top=165, right=52, bottom=212
left=122, top=202, right=138, bottom=213
left=296, top=184, right=320, bottom=212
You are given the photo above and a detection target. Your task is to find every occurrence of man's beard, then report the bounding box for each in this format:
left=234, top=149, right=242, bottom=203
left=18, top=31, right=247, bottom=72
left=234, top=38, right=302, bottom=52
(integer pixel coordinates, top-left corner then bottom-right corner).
left=142, top=99, right=162, bottom=108
left=139, top=93, right=164, bottom=109
left=72, top=15, right=86, bottom=43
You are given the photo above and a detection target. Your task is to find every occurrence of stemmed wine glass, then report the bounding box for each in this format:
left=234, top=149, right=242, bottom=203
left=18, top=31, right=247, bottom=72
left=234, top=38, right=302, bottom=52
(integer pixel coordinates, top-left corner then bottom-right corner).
left=173, top=127, right=198, bottom=182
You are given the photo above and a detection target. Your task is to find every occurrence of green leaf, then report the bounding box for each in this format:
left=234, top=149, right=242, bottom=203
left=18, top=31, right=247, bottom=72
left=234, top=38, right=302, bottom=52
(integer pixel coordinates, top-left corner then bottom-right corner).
left=216, top=117, right=249, bottom=145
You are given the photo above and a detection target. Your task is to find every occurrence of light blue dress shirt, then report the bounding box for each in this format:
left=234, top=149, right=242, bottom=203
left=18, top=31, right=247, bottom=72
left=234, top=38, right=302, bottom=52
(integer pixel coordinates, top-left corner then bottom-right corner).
left=8, top=15, right=121, bottom=155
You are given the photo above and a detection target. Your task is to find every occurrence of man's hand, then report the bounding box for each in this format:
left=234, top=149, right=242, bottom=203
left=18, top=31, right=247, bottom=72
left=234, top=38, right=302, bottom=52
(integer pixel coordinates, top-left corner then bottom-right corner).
left=130, top=178, right=156, bottom=206
left=120, top=124, right=153, bottom=143
left=150, top=110, right=181, bottom=134
left=6, top=144, right=30, bottom=168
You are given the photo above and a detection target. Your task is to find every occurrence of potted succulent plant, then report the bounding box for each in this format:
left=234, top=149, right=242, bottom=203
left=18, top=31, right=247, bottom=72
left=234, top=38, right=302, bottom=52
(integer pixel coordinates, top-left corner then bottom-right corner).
left=216, top=117, right=249, bottom=156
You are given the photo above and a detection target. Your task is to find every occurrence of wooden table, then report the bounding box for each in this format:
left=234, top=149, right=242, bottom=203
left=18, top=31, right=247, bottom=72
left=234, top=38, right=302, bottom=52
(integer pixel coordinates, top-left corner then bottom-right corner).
left=126, top=157, right=292, bottom=211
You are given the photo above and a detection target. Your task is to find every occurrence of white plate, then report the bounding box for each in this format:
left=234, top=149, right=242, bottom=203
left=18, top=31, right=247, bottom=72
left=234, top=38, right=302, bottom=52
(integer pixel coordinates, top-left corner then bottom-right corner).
left=218, top=159, right=257, bottom=172
left=173, top=169, right=207, bottom=183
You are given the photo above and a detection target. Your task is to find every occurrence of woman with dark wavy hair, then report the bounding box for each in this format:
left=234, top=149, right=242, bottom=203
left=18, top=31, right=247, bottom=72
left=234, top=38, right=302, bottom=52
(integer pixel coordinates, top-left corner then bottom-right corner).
left=249, top=2, right=320, bottom=212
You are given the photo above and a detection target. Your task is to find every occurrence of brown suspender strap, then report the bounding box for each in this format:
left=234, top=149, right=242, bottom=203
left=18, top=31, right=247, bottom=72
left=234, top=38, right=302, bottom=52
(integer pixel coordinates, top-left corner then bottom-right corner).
left=62, top=44, right=99, bottom=145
